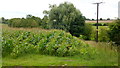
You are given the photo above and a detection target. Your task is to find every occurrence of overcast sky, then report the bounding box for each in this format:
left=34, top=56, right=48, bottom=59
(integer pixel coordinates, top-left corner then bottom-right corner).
left=0, top=0, right=120, bottom=19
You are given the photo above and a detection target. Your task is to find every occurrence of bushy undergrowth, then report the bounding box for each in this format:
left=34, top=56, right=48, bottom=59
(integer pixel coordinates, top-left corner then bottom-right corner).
left=80, top=24, right=93, bottom=40
left=80, top=25, right=110, bottom=42
left=2, top=29, right=92, bottom=58
left=108, top=20, right=120, bottom=45
left=89, top=23, right=113, bottom=26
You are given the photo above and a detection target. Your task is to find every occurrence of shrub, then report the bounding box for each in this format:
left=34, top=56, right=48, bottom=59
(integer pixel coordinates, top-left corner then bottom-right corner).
left=69, top=15, right=85, bottom=37
left=90, top=28, right=96, bottom=41
left=109, top=20, right=120, bottom=45
left=102, top=23, right=108, bottom=26
left=89, top=26, right=110, bottom=42
left=98, top=27, right=110, bottom=42
left=8, top=15, right=41, bottom=28
left=79, top=23, right=93, bottom=40
left=93, top=23, right=102, bottom=26
left=2, top=29, right=92, bottom=57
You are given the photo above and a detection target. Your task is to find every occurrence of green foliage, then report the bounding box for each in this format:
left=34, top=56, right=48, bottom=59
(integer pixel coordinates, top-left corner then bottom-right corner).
left=2, top=41, right=118, bottom=66
left=92, top=19, right=95, bottom=21
left=100, top=18, right=103, bottom=20
left=107, top=18, right=110, bottom=20
left=43, top=2, right=85, bottom=37
left=41, top=16, right=50, bottom=29
left=86, top=26, right=110, bottom=42
left=98, top=27, right=110, bottom=42
left=0, top=17, right=8, bottom=24
left=109, top=20, right=120, bottom=45
left=81, top=24, right=93, bottom=40
left=90, top=28, right=96, bottom=41
left=2, top=29, right=91, bottom=57
left=79, top=35, right=87, bottom=40
left=93, top=23, right=102, bottom=26
left=8, top=15, right=42, bottom=28
left=7, top=2, right=86, bottom=38
left=88, top=23, right=114, bottom=27
left=70, top=15, right=85, bottom=37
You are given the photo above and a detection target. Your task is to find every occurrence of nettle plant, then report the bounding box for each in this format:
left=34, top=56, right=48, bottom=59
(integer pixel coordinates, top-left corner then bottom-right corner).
left=2, top=29, right=95, bottom=57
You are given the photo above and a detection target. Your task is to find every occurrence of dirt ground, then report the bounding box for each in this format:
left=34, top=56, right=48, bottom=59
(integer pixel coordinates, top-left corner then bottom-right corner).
left=86, top=20, right=114, bottom=23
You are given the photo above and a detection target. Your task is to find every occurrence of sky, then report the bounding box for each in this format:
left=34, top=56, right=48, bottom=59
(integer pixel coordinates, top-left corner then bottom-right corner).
left=0, top=0, right=120, bottom=19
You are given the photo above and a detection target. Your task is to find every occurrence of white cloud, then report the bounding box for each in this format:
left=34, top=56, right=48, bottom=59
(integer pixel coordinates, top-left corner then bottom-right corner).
left=0, top=0, right=119, bottom=19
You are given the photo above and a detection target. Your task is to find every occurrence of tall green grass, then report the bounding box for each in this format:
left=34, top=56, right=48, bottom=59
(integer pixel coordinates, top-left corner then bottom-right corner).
left=2, top=24, right=118, bottom=66
left=0, top=23, right=2, bottom=67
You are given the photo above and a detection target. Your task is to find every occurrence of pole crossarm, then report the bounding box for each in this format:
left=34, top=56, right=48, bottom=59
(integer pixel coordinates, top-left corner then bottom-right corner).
left=92, top=2, right=103, bottom=4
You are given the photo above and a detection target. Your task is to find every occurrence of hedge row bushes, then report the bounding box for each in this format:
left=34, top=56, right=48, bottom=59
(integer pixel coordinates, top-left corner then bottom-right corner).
left=8, top=16, right=42, bottom=28
left=108, top=20, right=120, bottom=45
left=92, top=23, right=112, bottom=26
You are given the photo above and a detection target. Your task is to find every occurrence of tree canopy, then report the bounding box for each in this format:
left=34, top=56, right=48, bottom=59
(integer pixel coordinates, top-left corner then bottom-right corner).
left=43, top=2, right=85, bottom=36
left=8, top=15, right=42, bottom=28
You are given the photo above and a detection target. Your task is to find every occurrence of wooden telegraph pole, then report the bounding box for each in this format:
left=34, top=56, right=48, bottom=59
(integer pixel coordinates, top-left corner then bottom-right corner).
left=93, top=2, right=103, bottom=42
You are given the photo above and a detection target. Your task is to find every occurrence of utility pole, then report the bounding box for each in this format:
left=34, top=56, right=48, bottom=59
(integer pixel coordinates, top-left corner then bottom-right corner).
left=93, top=2, right=103, bottom=42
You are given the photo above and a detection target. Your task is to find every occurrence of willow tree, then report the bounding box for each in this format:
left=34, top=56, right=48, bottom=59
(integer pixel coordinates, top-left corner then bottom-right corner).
left=43, top=2, right=85, bottom=37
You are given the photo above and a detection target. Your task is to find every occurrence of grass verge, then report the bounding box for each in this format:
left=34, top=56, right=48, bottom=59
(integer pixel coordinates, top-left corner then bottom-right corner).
left=3, top=41, right=118, bottom=66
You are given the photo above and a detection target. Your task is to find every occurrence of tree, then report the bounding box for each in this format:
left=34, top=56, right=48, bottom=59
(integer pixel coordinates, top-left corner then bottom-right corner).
left=31, top=16, right=42, bottom=26
left=1, top=17, right=8, bottom=24
left=92, top=19, right=95, bottom=21
left=86, top=18, right=91, bottom=20
left=82, top=24, right=93, bottom=40
left=43, top=2, right=85, bottom=36
left=26, top=14, right=32, bottom=19
left=109, top=20, right=120, bottom=45
left=107, top=18, right=110, bottom=20
left=70, top=15, right=85, bottom=37
left=98, top=27, right=110, bottom=42
left=26, top=18, right=38, bottom=27
left=41, top=15, right=50, bottom=29
left=1, top=17, right=5, bottom=23
left=8, top=15, right=41, bottom=28
left=8, top=18, right=21, bottom=27
left=100, top=18, right=103, bottom=20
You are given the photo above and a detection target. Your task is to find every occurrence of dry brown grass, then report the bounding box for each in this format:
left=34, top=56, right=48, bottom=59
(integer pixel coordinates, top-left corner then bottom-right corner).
left=1, top=24, right=58, bottom=34
left=86, top=20, right=114, bottom=23
left=85, top=41, right=118, bottom=53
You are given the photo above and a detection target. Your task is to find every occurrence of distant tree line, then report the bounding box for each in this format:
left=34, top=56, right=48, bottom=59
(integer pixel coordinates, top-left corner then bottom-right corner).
left=8, top=15, right=42, bottom=28
left=86, top=18, right=111, bottom=21
left=0, top=17, right=8, bottom=24
left=7, top=2, right=89, bottom=38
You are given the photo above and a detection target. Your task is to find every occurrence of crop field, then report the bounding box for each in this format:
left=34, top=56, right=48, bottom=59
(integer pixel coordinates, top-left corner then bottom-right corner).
left=1, top=0, right=120, bottom=67
left=85, top=20, right=113, bottom=23
left=1, top=24, right=118, bottom=66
